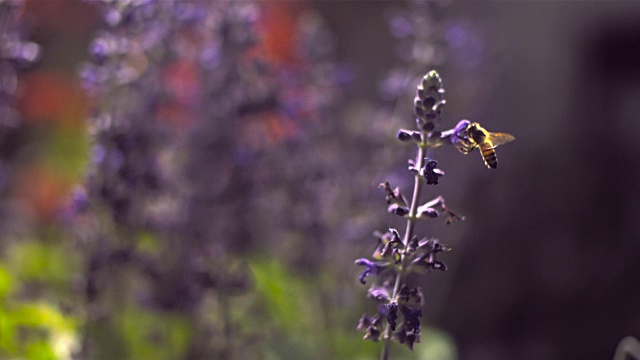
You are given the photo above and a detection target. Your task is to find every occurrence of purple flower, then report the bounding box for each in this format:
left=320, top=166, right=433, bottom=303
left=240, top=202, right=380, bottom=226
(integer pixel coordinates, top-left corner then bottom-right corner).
left=379, top=181, right=408, bottom=207
left=368, top=284, right=391, bottom=302
left=451, top=119, right=473, bottom=154
left=421, top=157, right=444, bottom=185
left=395, top=328, right=420, bottom=350
left=400, top=305, right=422, bottom=333
left=398, top=285, right=424, bottom=305
left=355, top=258, right=391, bottom=284
left=357, top=314, right=383, bottom=341
left=387, top=302, right=398, bottom=331
left=0, top=0, right=40, bottom=136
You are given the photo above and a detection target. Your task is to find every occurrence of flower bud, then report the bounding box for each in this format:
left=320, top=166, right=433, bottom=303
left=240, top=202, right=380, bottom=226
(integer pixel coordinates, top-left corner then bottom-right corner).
left=417, top=207, right=438, bottom=218
left=387, top=302, right=398, bottom=331
left=396, top=129, right=423, bottom=143
left=388, top=204, right=410, bottom=217
left=420, top=70, right=442, bottom=91
left=414, top=70, right=446, bottom=127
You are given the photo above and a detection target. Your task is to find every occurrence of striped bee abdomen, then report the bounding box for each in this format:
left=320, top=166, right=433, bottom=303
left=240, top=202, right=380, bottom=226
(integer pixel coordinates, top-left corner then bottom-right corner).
left=480, top=143, right=498, bottom=168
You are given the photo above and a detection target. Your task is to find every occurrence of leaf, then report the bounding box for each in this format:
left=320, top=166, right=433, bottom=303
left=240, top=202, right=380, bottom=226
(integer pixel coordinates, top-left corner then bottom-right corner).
left=10, top=302, right=75, bottom=331
left=6, top=240, right=78, bottom=286
left=0, top=264, right=12, bottom=299
left=250, top=259, right=309, bottom=332
left=2, top=302, right=78, bottom=359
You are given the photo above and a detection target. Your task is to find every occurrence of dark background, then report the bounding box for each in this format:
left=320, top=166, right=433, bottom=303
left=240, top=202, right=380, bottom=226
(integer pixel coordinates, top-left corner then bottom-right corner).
left=318, top=2, right=640, bottom=359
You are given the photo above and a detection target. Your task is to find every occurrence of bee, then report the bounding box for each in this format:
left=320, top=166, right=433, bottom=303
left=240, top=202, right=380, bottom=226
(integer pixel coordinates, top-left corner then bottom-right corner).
left=451, top=120, right=515, bottom=169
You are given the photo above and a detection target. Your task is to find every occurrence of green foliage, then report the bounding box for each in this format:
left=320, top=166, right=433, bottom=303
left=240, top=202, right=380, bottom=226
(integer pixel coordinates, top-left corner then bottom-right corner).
left=0, top=239, right=79, bottom=360
left=413, top=327, right=457, bottom=360
left=0, top=265, right=11, bottom=299
left=0, top=299, right=78, bottom=359
left=251, top=259, right=313, bottom=332
left=251, top=258, right=327, bottom=359
left=119, top=308, right=193, bottom=360
left=5, top=239, right=78, bottom=289
left=330, top=327, right=381, bottom=360
left=250, top=258, right=381, bottom=359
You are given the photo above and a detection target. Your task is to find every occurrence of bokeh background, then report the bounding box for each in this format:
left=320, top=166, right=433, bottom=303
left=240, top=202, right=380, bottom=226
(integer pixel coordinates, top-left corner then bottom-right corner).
left=1, top=1, right=640, bottom=359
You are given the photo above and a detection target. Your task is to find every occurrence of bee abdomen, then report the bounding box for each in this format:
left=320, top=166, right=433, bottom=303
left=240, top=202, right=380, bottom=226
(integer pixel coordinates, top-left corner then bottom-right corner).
left=480, top=145, right=498, bottom=169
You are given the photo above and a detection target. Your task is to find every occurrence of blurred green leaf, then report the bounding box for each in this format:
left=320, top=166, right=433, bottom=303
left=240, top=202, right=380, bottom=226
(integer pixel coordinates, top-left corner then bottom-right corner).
left=380, top=326, right=457, bottom=360
left=24, top=339, right=57, bottom=360
left=331, top=328, right=379, bottom=360
left=0, top=308, right=17, bottom=354
left=250, top=259, right=312, bottom=332
left=11, top=302, right=75, bottom=332
left=0, top=302, right=77, bottom=360
left=120, top=308, right=193, bottom=360
left=416, top=327, right=457, bottom=360
left=250, top=258, right=322, bottom=358
left=6, top=239, right=78, bottom=286
left=0, top=264, right=12, bottom=299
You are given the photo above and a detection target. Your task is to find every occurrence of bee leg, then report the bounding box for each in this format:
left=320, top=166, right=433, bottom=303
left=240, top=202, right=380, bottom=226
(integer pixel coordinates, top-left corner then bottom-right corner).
left=462, top=144, right=476, bottom=155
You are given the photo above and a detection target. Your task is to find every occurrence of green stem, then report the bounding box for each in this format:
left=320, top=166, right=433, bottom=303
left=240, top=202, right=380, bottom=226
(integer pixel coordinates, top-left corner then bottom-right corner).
left=379, top=142, right=426, bottom=360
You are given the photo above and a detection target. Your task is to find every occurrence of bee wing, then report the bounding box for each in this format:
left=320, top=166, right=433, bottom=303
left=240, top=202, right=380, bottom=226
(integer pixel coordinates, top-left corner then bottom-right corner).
left=486, top=132, right=515, bottom=148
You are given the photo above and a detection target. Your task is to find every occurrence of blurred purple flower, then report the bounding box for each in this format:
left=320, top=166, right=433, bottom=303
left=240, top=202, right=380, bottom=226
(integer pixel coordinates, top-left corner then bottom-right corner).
left=0, top=0, right=41, bottom=136
left=444, top=20, right=486, bottom=70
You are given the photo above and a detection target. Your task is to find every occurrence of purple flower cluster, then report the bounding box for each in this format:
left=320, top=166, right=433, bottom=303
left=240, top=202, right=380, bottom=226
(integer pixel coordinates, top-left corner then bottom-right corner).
left=356, top=70, right=467, bottom=355
left=379, top=1, right=447, bottom=102
left=0, top=0, right=40, bottom=236
left=0, top=0, right=40, bottom=138
left=79, top=0, right=175, bottom=229
left=74, top=1, right=293, bottom=357
left=178, top=2, right=277, bottom=255
left=244, top=7, right=356, bottom=275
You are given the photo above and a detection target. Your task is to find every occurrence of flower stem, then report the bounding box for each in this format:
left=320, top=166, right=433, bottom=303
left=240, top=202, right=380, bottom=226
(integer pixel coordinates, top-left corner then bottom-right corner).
left=380, top=141, right=426, bottom=360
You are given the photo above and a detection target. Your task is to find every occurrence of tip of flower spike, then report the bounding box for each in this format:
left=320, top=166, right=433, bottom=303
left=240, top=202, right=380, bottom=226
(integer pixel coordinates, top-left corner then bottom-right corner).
left=414, top=72, right=446, bottom=126
left=421, top=70, right=442, bottom=91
